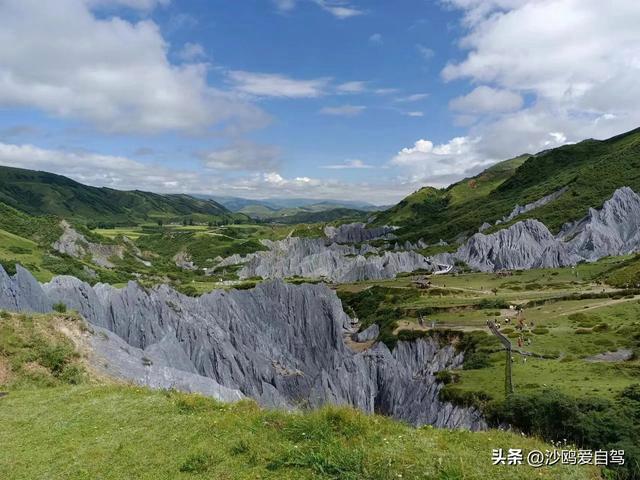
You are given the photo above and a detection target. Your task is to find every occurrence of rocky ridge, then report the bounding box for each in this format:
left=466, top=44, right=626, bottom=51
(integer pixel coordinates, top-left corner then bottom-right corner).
left=0, top=264, right=485, bottom=430
left=217, top=236, right=436, bottom=283
left=456, top=187, right=640, bottom=272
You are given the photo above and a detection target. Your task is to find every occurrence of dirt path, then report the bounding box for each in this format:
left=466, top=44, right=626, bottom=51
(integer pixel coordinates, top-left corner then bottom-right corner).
left=557, top=295, right=640, bottom=317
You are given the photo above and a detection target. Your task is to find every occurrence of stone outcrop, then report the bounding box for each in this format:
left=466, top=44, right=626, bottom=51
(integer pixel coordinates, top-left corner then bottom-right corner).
left=456, top=220, right=579, bottom=272
left=499, top=186, right=569, bottom=224
left=231, top=237, right=435, bottom=282
left=560, top=187, right=640, bottom=261
left=324, top=223, right=396, bottom=244
left=457, top=187, right=640, bottom=272
left=0, top=264, right=485, bottom=430
left=52, top=220, right=124, bottom=268
left=352, top=324, right=379, bottom=343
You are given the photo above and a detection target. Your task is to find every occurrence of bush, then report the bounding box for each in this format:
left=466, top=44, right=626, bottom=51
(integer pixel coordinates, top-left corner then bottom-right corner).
left=52, top=302, right=67, bottom=313
left=575, top=328, right=592, bottom=334
left=531, top=327, right=549, bottom=335
left=463, top=351, right=492, bottom=370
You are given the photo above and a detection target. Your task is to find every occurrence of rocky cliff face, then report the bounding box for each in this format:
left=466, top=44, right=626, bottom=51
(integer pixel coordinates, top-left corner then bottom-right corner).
left=0, top=264, right=485, bottom=430
left=218, top=237, right=435, bottom=283
left=456, top=220, right=579, bottom=272
left=499, top=186, right=569, bottom=224
left=324, top=223, right=396, bottom=244
left=53, top=220, right=124, bottom=268
left=560, top=187, right=640, bottom=261
left=457, top=187, right=640, bottom=272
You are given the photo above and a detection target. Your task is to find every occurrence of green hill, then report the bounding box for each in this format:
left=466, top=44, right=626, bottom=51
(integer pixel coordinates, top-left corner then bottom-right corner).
left=0, top=166, right=247, bottom=226
left=0, top=311, right=597, bottom=480
left=377, top=127, right=640, bottom=242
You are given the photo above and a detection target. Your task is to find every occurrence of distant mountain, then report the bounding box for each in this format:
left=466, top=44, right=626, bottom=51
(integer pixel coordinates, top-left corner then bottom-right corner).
left=376, top=127, right=640, bottom=242
left=199, top=195, right=381, bottom=212
left=0, top=166, right=247, bottom=226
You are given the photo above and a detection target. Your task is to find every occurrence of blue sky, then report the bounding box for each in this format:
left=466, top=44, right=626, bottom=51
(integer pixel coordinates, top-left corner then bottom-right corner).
left=0, top=0, right=639, bottom=204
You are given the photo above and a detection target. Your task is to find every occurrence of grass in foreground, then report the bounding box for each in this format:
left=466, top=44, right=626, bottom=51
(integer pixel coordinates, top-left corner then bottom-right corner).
left=0, top=311, right=600, bottom=480
left=0, top=386, right=601, bottom=480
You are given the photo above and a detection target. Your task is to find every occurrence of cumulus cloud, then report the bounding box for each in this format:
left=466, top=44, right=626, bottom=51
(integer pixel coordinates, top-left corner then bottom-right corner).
left=178, top=42, right=206, bottom=62
left=84, top=0, right=171, bottom=11
left=449, top=86, right=523, bottom=113
left=390, top=136, right=494, bottom=185
left=337, top=81, right=367, bottom=94
left=416, top=44, right=435, bottom=61
left=272, top=0, right=363, bottom=19
left=197, top=141, right=281, bottom=171
left=369, top=33, right=383, bottom=45
left=395, top=93, right=429, bottom=103
left=322, top=159, right=373, bottom=169
left=0, top=141, right=413, bottom=204
left=319, top=105, right=366, bottom=116
left=0, top=0, right=265, bottom=135
left=227, top=71, right=329, bottom=98
left=441, top=0, right=640, bottom=159
left=313, top=0, right=363, bottom=19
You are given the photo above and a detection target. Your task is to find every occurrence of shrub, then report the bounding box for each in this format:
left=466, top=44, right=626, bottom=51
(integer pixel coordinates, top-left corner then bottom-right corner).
left=575, top=328, right=592, bottom=334
left=531, top=327, right=549, bottom=335
left=463, top=351, right=492, bottom=370
left=52, top=302, right=67, bottom=313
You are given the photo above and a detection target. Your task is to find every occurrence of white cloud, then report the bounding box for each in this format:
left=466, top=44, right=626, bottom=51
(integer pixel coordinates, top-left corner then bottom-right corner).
left=369, top=33, right=383, bottom=45
left=396, top=93, right=429, bottom=103
left=0, top=0, right=265, bottom=134
left=272, top=0, right=363, bottom=19
left=416, top=44, right=435, bottom=61
left=404, top=111, right=424, bottom=117
left=313, top=0, right=363, bottom=19
left=319, top=105, right=366, bottom=116
left=84, top=0, right=170, bottom=11
left=197, top=141, right=281, bottom=171
left=441, top=0, right=640, bottom=159
left=0, top=141, right=416, bottom=204
left=322, top=159, right=373, bottom=169
left=391, top=136, right=493, bottom=185
left=272, top=0, right=297, bottom=12
left=337, top=81, right=367, bottom=93
left=178, top=42, right=206, bottom=62
left=227, top=71, right=329, bottom=98
left=449, top=86, right=523, bottom=113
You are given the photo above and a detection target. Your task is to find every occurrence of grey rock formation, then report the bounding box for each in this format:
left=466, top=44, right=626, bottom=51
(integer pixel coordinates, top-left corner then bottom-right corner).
left=0, top=264, right=52, bottom=313
left=233, top=237, right=434, bottom=282
left=560, top=187, right=640, bottom=261
left=0, top=264, right=485, bottom=430
left=53, top=220, right=124, bottom=268
left=455, top=220, right=579, bottom=272
left=500, top=187, right=569, bottom=224
left=324, top=223, right=396, bottom=244
left=478, top=222, right=492, bottom=233
left=458, top=187, right=640, bottom=272
left=173, top=251, right=197, bottom=271
left=352, top=324, right=379, bottom=342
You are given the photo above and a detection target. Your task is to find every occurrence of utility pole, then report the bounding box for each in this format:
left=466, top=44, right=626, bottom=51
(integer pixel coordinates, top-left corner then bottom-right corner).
left=487, top=320, right=514, bottom=396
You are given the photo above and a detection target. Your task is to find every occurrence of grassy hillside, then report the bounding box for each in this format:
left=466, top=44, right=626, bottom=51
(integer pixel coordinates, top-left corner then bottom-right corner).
left=377, top=127, right=640, bottom=242
left=0, top=166, right=247, bottom=226
left=0, top=311, right=598, bottom=480
left=239, top=202, right=370, bottom=224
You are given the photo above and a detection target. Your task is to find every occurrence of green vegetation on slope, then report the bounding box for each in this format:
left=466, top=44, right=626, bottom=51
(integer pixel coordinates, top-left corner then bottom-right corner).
left=0, top=311, right=598, bottom=480
left=377, top=127, right=640, bottom=243
left=0, top=165, right=247, bottom=226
